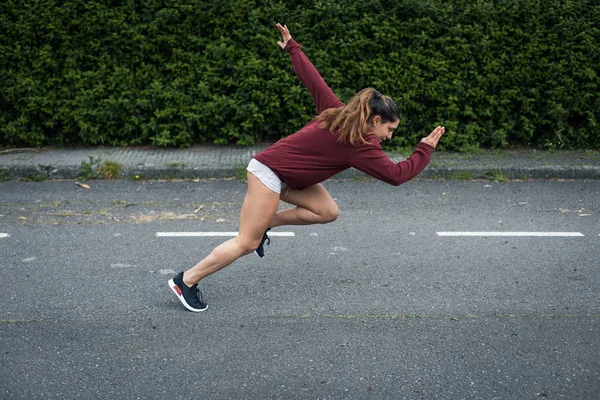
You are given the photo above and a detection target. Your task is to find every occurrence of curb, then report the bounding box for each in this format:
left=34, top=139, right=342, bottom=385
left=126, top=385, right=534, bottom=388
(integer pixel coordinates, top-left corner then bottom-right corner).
left=2, top=163, right=599, bottom=181
left=421, top=165, right=600, bottom=180
left=1, top=147, right=599, bottom=181
left=0, top=165, right=244, bottom=181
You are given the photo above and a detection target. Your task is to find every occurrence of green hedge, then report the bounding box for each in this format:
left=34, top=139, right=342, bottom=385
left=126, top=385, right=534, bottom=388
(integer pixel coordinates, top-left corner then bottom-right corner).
left=1, top=0, right=599, bottom=150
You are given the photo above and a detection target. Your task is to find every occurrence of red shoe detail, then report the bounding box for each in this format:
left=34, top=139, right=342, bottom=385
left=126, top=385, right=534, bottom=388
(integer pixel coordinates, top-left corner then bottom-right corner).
left=174, top=286, right=182, bottom=296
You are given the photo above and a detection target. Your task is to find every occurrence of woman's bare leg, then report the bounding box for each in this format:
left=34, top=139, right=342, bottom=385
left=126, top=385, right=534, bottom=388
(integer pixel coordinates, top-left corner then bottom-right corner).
left=270, top=184, right=339, bottom=227
left=182, top=172, right=280, bottom=287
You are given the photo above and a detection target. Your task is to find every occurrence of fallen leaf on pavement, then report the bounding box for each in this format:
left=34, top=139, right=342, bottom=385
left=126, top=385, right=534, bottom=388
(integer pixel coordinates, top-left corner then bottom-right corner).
left=75, top=181, right=91, bottom=189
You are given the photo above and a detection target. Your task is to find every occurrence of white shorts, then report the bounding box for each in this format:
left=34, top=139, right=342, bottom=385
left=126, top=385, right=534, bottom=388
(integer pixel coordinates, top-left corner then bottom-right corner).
left=246, top=158, right=282, bottom=194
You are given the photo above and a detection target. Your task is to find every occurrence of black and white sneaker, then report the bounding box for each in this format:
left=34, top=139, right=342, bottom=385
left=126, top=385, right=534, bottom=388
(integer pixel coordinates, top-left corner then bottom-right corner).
left=254, top=228, right=271, bottom=258
left=168, top=272, right=208, bottom=312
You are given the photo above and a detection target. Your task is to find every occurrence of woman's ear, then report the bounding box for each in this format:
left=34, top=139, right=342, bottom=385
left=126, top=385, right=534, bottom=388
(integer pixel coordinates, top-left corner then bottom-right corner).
left=372, top=116, right=381, bottom=126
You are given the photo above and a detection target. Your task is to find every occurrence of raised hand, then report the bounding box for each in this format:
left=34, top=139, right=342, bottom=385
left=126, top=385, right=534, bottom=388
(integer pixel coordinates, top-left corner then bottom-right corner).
left=276, top=23, right=292, bottom=50
left=420, top=126, right=446, bottom=149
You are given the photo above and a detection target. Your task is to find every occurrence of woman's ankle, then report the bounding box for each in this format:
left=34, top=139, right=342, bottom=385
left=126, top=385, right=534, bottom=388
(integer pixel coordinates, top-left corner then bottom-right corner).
left=182, top=271, right=199, bottom=288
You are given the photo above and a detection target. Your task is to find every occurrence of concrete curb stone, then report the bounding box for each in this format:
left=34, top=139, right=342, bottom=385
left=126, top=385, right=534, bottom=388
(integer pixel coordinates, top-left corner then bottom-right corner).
left=0, top=146, right=598, bottom=181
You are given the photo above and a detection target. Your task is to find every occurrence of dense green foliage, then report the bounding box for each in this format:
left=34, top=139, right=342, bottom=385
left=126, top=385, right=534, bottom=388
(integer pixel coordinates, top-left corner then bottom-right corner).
left=1, top=0, right=599, bottom=150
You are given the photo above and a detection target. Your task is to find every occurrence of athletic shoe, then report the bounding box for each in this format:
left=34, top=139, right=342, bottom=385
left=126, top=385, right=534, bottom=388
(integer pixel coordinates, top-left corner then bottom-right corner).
left=254, top=228, right=271, bottom=258
left=168, top=272, right=208, bottom=312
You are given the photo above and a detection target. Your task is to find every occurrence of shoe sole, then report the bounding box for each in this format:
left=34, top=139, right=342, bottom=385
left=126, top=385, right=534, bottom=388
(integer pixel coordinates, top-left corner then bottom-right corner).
left=254, top=250, right=264, bottom=258
left=168, top=279, right=208, bottom=312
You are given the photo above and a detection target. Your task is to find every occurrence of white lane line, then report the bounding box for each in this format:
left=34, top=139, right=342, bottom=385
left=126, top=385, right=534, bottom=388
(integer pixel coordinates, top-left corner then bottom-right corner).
left=0, top=233, right=9, bottom=238
left=436, top=232, right=585, bottom=237
left=156, top=232, right=295, bottom=237
left=111, top=263, right=138, bottom=268
left=158, top=269, right=176, bottom=275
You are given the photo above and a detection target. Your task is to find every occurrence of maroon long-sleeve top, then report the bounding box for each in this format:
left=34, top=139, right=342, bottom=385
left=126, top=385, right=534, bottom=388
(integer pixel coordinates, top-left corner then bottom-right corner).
left=253, top=39, right=434, bottom=190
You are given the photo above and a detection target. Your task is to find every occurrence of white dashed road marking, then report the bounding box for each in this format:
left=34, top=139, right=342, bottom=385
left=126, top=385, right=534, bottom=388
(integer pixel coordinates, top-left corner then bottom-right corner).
left=155, top=231, right=594, bottom=239
left=156, top=232, right=295, bottom=237
left=111, top=263, right=138, bottom=268
left=436, top=232, right=585, bottom=237
left=158, top=269, right=176, bottom=275
left=0, top=233, right=9, bottom=238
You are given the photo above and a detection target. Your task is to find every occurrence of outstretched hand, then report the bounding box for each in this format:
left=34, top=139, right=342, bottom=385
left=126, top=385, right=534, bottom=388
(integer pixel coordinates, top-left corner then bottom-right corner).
left=276, top=23, right=292, bottom=49
left=420, top=126, right=446, bottom=149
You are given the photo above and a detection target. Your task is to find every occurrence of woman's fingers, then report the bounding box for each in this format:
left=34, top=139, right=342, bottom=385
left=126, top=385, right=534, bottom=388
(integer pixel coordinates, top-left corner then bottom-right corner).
left=276, top=23, right=290, bottom=39
left=420, top=126, right=446, bottom=148
left=430, top=126, right=445, bottom=140
left=431, top=126, right=445, bottom=146
left=276, top=23, right=288, bottom=36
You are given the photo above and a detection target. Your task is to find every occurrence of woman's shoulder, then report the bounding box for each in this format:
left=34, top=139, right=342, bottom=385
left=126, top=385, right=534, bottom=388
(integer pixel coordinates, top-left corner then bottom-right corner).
left=360, top=134, right=382, bottom=148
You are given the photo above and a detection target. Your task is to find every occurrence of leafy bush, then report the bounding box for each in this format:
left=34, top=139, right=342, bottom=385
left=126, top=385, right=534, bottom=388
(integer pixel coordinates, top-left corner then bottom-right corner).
left=1, top=0, right=598, bottom=150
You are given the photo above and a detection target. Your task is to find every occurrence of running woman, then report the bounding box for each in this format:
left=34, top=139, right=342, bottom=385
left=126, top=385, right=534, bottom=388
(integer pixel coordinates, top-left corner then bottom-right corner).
left=169, top=23, right=446, bottom=312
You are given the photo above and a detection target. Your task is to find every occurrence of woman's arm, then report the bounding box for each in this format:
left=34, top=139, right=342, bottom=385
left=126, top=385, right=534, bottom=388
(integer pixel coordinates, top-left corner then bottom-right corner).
left=351, top=139, right=435, bottom=186
left=276, top=23, right=344, bottom=114
left=351, top=126, right=445, bottom=186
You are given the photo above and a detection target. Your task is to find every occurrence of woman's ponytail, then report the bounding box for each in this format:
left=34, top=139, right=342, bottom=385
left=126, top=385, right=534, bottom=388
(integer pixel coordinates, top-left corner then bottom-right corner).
left=316, top=88, right=401, bottom=146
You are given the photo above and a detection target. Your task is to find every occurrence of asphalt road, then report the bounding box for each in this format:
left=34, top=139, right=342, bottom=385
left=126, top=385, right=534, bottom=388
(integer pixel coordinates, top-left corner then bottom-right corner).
left=1, top=178, right=599, bottom=399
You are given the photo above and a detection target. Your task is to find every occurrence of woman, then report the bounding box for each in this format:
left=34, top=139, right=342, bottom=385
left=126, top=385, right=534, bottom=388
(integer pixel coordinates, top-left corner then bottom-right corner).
left=169, top=23, right=445, bottom=312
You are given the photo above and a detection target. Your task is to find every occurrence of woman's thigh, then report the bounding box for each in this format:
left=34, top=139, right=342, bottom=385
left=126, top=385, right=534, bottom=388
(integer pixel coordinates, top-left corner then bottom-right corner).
left=280, top=183, right=339, bottom=218
left=238, top=172, right=281, bottom=245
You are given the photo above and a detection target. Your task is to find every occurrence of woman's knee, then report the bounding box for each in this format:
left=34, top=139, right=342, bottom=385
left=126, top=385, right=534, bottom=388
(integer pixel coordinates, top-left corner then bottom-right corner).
left=234, top=235, right=262, bottom=255
left=320, top=203, right=339, bottom=223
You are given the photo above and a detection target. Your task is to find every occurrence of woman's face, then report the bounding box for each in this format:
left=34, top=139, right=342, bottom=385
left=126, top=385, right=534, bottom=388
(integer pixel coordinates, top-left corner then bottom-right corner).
left=370, top=117, right=399, bottom=142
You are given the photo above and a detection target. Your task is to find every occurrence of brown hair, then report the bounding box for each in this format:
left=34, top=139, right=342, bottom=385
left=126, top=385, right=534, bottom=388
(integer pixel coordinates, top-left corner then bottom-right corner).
left=316, top=88, right=401, bottom=146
